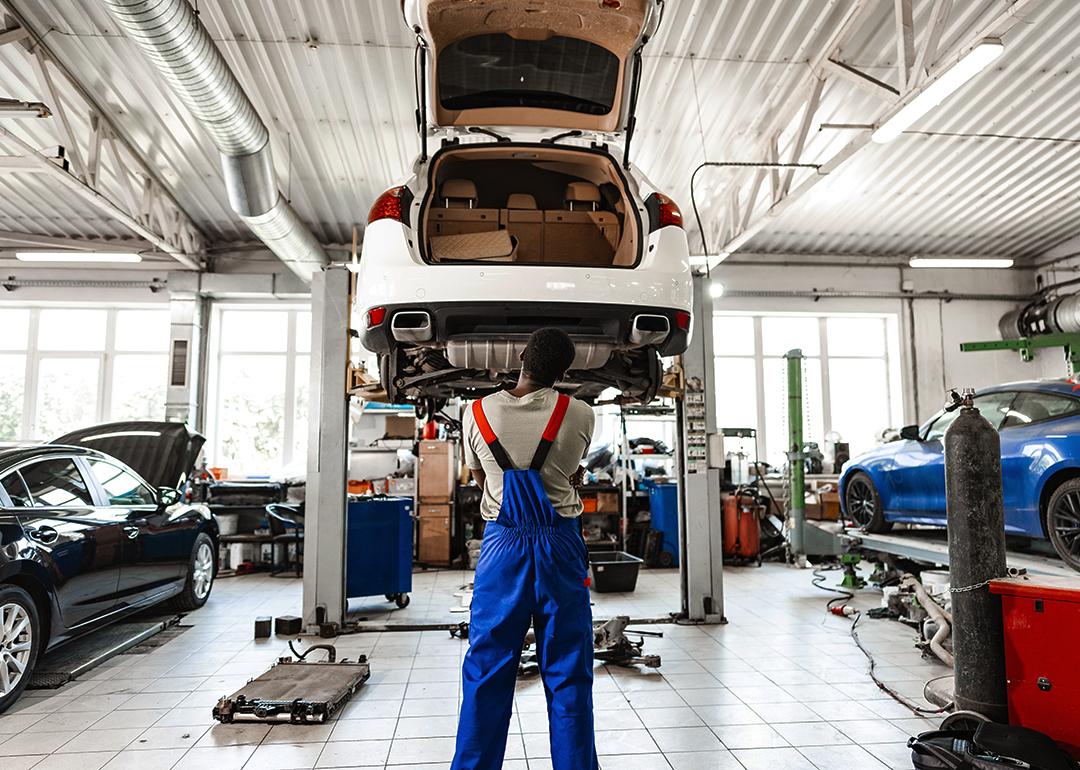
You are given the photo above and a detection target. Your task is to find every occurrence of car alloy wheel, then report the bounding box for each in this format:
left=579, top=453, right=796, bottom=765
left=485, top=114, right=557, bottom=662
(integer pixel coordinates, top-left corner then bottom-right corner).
left=846, top=477, right=876, bottom=528
left=0, top=603, right=32, bottom=697
left=1049, top=488, right=1080, bottom=567
left=193, top=541, right=215, bottom=600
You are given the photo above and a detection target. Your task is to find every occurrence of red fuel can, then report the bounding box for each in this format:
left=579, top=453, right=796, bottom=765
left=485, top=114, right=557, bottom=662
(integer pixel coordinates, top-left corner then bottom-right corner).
left=989, top=575, right=1080, bottom=758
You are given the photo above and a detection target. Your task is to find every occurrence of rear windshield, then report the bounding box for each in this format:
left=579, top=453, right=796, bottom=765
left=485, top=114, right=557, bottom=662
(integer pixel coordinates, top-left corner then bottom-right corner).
left=437, top=34, right=619, bottom=116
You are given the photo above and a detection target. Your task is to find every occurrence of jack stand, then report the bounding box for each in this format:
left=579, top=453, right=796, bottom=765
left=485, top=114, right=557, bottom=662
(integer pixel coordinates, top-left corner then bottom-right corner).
left=839, top=554, right=866, bottom=590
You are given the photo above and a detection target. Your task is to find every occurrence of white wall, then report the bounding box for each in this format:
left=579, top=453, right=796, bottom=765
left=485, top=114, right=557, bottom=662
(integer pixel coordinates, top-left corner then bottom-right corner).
left=711, top=259, right=1058, bottom=425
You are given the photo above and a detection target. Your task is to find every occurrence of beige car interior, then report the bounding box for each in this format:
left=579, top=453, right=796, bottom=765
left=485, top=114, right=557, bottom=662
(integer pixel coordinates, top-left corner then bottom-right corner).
left=420, top=0, right=649, bottom=132
left=424, top=147, right=638, bottom=267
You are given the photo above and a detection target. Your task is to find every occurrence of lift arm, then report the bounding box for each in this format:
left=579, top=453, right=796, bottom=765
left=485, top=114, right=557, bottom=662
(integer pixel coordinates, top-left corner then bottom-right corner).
left=960, top=333, right=1080, bottom=377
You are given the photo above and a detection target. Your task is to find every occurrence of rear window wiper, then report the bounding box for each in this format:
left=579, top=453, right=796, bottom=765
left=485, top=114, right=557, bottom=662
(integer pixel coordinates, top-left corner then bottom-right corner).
left=541, top=130, right=584, bottom=145
left=467, top=127, right=510, bottom=143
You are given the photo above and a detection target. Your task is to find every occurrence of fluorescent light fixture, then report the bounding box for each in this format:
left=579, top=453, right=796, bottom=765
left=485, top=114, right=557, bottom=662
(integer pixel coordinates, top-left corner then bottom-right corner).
left=872, top=39, right=1004, bottom=143
left=709, top=281, right=725, bottom=298
left=15, top=251, right=142, bottom=263
left=909, top=257, right=1014, bottom=269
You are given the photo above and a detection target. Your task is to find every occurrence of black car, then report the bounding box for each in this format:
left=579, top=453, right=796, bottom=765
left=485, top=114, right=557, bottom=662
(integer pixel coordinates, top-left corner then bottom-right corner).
left=0, top=423, right=219, bottom=712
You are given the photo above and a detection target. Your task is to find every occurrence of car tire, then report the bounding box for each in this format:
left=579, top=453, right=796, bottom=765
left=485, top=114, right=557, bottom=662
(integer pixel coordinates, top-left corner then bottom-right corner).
left=844, top=472, right=892, bottom=534
left=0, top=584, right=41, bottom=715
left=163, top=534, right=217, bottom=612
left=1045, top=478, right=1080, bottom=572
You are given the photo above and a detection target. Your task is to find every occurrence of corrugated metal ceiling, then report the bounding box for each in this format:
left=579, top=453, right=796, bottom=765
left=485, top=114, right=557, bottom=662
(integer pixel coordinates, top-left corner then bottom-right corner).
left=0, top=0, right=1075, bottom=264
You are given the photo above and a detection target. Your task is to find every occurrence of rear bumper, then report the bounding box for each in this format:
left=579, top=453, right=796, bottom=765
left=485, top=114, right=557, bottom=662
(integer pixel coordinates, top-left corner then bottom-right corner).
left=360, top=301, right=689, bottom=358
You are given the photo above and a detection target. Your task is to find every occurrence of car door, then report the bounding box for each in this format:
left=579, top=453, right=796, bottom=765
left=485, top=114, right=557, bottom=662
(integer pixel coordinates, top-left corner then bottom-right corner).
left=82, top=457, right=193, bottom=606
left=998, top=391, right=1080, bottom=534
left=890, top=392, right=1017, bottom=520
left=5, top=457, right=126, bottom=629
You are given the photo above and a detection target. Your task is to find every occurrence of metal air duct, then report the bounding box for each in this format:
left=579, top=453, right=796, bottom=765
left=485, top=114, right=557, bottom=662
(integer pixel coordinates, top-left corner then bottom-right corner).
left=998, top=293, right=1080, bottom=339
left=100, top=0, right=327, bottom=281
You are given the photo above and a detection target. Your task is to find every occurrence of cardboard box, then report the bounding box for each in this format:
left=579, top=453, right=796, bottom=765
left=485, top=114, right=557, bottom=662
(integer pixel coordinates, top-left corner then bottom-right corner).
left=418, top=503, right=451, bottom=519
left=418, top=515, right=450, bottom=564
left=820, top=491, right=842, bottom=521
left=596, top=491, right=620, bottom=513
left=385, top=414, right=415, bottom=439
left=418, top=440, right=455, bottom=502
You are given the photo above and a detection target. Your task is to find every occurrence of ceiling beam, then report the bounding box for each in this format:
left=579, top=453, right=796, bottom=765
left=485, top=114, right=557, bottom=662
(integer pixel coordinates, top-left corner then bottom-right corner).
left=708, top=0, right=1043, bottom=269
left=822, top=58, right=900, bottom=100
left=0, top=230, right=141, bottom=250
left=0, top=0, right=205, bottom=270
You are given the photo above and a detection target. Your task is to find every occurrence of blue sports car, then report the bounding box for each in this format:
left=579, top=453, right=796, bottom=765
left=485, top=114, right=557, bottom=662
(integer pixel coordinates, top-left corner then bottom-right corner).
left=839, top=379, right=1080, bottom=570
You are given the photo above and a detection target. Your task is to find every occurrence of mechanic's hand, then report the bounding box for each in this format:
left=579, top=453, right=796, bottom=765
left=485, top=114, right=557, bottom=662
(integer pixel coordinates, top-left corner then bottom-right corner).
left=570, top=466, right=586, bottom=489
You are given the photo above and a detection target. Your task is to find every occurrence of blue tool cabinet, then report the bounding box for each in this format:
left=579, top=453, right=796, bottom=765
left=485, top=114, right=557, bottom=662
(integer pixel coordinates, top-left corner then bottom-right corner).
left=648, top=483, right=680, bottom=567
left=345, top=496, right=414, bottom=607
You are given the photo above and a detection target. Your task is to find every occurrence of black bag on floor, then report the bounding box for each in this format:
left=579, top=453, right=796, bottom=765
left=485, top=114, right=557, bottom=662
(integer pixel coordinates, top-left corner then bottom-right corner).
left=910, top=723, right=1077, bottom=770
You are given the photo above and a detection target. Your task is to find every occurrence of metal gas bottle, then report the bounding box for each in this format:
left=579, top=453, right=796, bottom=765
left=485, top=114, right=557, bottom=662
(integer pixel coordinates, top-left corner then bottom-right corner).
left=944, top=388, right=1008, bottom=722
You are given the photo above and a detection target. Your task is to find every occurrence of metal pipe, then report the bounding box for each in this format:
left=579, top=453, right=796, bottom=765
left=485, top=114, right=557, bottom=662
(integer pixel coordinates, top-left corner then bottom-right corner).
left=99, top=0, right=326, bottom=281
left=901, top=575, right=954, bottom=667
left=943, top=389, right=1008, bottom=722
left=721, top=288, right=1030, bottom=301
left=785, top=349, right=805, bottom=559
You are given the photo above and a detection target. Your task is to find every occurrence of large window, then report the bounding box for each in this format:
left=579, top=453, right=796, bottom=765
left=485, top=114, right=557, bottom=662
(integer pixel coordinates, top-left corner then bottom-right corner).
left=0, top=306, right=169, bottom=442
left=714, top=312, right=903, bottom=469
left=206, top=305, right=311, bottom=476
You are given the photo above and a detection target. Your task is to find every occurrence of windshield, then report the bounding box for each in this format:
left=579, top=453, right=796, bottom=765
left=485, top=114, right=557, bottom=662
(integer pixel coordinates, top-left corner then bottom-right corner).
left=437, top=34, right=619, bottom=116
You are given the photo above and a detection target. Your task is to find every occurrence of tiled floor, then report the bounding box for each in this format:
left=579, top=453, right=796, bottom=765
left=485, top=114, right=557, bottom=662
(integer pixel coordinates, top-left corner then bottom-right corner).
left=0, top=563, right=948, bottom=769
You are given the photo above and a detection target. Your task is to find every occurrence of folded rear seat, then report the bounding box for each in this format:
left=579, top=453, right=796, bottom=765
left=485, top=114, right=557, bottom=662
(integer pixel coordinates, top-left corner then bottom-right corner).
left=429, top=179, right=500, bottom=238
left=500, top=193, right=543, bottom=263
left=543, top=182, right=618, bottom=265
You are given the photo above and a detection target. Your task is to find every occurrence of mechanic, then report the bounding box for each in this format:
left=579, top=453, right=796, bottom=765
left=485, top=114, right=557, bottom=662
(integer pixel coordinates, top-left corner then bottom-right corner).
left=452, top=327, right=598, bottom=770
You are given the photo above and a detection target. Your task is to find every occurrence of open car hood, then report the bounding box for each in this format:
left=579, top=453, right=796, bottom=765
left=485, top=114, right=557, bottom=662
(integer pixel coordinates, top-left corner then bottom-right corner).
left=405, top=0, right=660, bottom=135
left=52, top=421, right=205, bottom=490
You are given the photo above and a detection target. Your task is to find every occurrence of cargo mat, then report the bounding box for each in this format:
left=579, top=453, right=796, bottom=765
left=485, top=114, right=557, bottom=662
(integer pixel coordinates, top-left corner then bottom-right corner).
left=29, top=616, right=181, bottom=689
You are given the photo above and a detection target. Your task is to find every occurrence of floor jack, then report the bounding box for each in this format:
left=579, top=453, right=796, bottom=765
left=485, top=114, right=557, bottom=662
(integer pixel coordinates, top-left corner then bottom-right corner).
left=839, top=553, right=866, bottom=590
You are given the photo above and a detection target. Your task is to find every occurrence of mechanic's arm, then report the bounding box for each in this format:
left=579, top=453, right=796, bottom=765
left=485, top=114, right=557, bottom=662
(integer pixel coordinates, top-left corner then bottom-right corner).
left=470, top=467, right=487, bottom=487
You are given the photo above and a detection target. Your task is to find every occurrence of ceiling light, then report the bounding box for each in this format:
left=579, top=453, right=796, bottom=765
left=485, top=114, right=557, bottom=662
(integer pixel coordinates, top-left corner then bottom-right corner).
left=909, top=257, right=1013, bottom=269
left=872, top=39, right=1004, bottom=143
left=15, top=252, right=143, bottom=263
left=709, top=281, right=725, bottom=298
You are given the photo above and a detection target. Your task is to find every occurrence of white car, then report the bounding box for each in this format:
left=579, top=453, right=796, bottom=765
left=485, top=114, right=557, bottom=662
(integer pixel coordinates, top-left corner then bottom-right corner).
left=355, top=0, right=691, bottom=413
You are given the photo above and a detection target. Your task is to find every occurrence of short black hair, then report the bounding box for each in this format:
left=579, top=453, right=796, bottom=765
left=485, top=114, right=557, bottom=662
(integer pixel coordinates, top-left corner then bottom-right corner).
left=522, top=328, right=576, bottom=386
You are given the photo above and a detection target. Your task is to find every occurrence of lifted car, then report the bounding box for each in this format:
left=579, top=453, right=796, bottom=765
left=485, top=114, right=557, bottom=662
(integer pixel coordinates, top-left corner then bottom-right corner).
left=355, top=0, right=691, bottom=413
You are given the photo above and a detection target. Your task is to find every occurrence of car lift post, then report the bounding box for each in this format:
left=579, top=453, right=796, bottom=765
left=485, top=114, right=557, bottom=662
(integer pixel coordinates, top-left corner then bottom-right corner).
left=302, top=266, right=352, bottom=632
left=677, top=275, right=724, bottom=623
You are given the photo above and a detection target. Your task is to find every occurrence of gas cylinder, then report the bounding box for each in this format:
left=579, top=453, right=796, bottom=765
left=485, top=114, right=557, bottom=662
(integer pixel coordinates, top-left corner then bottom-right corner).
left=944, top=388, right=1008, bottom=722
left=722, top=494, right=760, bottom=560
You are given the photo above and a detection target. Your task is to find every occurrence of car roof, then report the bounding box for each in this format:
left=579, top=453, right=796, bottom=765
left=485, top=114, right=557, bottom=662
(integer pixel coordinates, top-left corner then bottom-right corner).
left=978, top=378, right=1080, bottom=398
left=0, top=444, right=108, bottom=471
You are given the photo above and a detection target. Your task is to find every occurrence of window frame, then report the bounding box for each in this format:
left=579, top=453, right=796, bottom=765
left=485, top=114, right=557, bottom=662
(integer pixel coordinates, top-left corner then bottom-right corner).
left=714, top=311, right=903, bottom=466
left=17, top=455, right=97, bottom=509
left=0, top=303, right=170, bottom=442
left=205, top=302, right=312, bottom=475
left=1000, top=390, right=1080, bottom=430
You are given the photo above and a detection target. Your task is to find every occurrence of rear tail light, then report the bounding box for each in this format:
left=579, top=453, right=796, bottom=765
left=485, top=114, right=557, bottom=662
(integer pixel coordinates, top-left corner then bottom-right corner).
left=674, top=311, right=691, bottom=331
left=646, top=192, right=684, bottom=231
left=366, top=306, right=387, bottom=328
left=367, top=186, right=406, bottom=224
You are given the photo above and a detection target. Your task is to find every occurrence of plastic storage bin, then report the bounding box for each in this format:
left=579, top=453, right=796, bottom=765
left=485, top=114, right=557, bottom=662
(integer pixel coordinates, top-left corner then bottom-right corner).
left=648, top=483, right=680, bottom=567
left=345, top=496, right=414, bottom=607
left=588, top=551, right=644, bottom=593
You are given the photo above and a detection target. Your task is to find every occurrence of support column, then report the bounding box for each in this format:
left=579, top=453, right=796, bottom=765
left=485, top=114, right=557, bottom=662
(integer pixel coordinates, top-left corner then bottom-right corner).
left=165, top=278, right=208, bottom=431
left=302, top=266, right=351, bottom=631
left=679, top=275, right=725, bottom=623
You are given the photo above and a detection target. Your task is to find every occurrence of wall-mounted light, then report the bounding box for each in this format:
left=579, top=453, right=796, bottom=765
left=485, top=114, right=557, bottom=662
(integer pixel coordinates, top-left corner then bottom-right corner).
left=709, top=281, right=725, bottom=298
left=873, top=39, right=1004, bottom=143
left=909, top=257, right=1013, bottom=269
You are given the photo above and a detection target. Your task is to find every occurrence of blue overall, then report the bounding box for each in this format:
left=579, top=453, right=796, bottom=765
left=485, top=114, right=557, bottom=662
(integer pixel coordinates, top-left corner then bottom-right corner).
left=452, top=394, right=598, bottom=770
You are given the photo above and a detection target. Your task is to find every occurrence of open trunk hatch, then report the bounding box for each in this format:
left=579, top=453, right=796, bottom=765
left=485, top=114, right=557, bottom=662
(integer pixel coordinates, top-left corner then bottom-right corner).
left=406, top=0, right=658, bottom=134
left=421, top=144, right=641, bottom=267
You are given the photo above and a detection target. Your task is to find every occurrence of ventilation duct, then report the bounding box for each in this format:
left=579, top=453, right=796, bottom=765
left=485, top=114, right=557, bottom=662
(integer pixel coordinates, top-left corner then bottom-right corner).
left=999, top=294, right=1080, bottom=339
left=100, top=0, right=326, bottom=281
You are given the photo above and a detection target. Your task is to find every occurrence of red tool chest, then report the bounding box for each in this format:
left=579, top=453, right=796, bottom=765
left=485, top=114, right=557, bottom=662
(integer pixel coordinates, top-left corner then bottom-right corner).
left=989, top=576, right=1080, bottom=758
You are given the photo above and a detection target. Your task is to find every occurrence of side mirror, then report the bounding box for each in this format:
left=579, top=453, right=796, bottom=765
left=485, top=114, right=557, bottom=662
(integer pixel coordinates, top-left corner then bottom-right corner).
left=899, top=425, right=921, bottom=441
left=157, top=487, right=182, bottom=507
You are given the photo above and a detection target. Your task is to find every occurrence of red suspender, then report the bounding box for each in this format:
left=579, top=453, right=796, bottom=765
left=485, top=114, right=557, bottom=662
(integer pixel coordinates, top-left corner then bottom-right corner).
left=472, top=394, right=572, bottom=472
left=472, top=399, right=514, bottom=470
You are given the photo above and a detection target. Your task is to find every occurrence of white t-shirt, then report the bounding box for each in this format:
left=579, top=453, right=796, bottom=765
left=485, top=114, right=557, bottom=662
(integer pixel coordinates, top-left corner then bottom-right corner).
left=462, top=388, right=595, bottom=520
